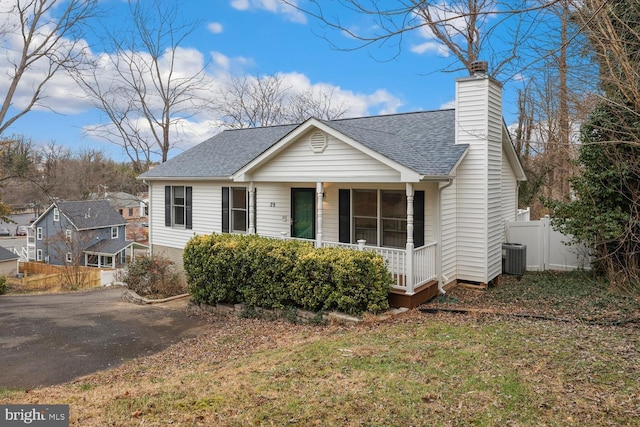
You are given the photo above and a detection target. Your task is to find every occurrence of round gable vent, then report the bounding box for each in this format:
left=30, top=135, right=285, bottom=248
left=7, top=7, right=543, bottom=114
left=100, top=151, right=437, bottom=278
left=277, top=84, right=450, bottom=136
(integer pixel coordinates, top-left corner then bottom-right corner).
left=309, top=130, right=328, bottom=153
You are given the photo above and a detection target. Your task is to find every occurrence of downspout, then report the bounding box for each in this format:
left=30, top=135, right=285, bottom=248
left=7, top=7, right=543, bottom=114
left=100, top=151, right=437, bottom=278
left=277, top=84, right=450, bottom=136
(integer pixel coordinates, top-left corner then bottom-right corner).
left=437, top=178, right=454, bottom=295
left=143, top=179, right=151, bottom=256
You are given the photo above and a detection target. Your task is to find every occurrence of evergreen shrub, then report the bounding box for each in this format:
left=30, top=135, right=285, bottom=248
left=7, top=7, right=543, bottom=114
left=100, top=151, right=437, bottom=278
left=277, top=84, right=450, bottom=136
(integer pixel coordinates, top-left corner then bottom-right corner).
left=183, top=233, right=392, bottom=315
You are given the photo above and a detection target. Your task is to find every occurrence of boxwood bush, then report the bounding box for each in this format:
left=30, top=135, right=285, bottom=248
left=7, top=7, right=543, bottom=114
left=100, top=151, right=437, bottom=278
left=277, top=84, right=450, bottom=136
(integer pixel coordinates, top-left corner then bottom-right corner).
left=183, top=233, right=392, bottom=315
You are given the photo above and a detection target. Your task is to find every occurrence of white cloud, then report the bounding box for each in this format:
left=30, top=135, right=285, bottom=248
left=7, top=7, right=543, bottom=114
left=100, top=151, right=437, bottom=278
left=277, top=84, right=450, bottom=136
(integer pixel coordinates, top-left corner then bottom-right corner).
left=410, top=41, right=449, bottom=57
left=230, top=0, right=306, bottom=24
left=207, top=22, right=223, bottom=34
left=230, top=0, right=249, bottom=10
left=440, top=99, right=455, bottom=109
left=273, top=72, right=403, bottom=117
left=0, top=5, right=93, bottom=116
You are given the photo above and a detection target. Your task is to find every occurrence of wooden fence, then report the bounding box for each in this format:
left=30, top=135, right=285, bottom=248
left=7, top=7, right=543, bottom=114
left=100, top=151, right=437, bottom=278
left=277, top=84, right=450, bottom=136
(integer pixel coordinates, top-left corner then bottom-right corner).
left=11, top=262, right=103, bottom=292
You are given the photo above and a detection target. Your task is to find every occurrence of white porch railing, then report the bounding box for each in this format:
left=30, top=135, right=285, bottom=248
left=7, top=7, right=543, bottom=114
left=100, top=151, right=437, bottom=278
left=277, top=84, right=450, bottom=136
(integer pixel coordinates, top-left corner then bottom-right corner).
left=321, top=240, right=437, bottom=294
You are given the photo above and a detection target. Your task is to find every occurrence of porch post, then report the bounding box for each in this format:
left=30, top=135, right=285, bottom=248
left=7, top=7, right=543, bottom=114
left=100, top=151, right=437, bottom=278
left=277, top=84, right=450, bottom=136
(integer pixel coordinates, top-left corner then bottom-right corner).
left=248, top=182, right=256, bottom=234
left=316, top=182, right=324, bottom=248
left=406, top=183, right=415, bottom=294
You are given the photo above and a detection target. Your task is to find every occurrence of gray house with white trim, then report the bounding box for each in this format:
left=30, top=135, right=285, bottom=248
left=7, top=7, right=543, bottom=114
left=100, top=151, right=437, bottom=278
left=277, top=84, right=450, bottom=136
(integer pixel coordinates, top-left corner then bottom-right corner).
left=29, top=200, right=144, bottom=268
left=139, top=74, right=526, bottom=307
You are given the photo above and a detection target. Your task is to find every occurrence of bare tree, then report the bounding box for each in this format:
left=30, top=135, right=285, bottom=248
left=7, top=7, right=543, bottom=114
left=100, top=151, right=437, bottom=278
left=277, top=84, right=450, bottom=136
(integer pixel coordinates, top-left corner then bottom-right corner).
left=0, top=0, right=96, bottom=136
left=283, top=0, right=563, bottom=77
left=217, top=74, right=348, bottom=129
left=512, top=0, right=599, bottom=215
left=75, top=0, right=211, bottom=172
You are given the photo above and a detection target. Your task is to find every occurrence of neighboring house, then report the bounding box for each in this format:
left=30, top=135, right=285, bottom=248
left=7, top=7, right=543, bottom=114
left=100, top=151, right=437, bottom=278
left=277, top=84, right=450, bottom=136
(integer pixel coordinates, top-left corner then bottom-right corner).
left=94, top=192, right=148, bottom=221
left=138, top=73, right=527, bottom=307
left=0, top=246, right=19, bottom=276
left=28, top=200, right=147, bottom=268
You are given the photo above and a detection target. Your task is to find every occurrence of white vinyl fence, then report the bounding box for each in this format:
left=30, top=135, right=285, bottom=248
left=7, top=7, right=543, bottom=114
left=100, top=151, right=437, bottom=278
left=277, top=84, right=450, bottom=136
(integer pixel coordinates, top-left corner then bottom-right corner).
left=506, top=216, right=592, bottom=272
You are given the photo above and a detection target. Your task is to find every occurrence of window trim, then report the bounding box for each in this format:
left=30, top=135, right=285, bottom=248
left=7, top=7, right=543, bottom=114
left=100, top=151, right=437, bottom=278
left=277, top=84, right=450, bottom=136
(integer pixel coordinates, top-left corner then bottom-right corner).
left=222, top=187, right=248, bottom=234
left=339, top=189, right=425, bottom=248
left=65, top=229, right=72, bottom=241
left=111, top=226, right=118, bottom=239
left=65, top=252, right=72, bottom=264
left=36, top=227, right=43, bottom=240
left=53, top=208, right=59, bottom=222
left=164, top=186, right=192, bottom=229
left=36, top=249, right=43, bottom=261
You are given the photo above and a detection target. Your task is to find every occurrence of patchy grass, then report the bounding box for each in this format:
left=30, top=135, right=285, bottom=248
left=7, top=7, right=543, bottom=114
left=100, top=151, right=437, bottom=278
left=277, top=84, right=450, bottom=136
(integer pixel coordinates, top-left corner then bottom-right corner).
left=430, top=270, right=640, bottom=324
left=0, top=271, right=639, bottom=426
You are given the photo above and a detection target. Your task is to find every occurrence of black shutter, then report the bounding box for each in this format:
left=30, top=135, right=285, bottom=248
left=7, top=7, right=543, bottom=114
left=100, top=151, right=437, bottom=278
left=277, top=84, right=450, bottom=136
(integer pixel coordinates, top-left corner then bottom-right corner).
left=185, top=186, right=193, bottom=230
left=338, top=189, right=351, bottom=243
left=164, top=186, right=172, bottom=227
left=252, top=188, right=257, bottom=232
left=222, top=187, right=229, bottom=233
left=413, top=190, right=425, bottom=247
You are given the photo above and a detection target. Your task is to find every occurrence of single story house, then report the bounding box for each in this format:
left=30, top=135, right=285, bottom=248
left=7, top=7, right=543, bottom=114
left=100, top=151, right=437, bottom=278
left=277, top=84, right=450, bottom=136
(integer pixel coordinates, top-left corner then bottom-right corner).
left=0, top=246, right=19, bottom=276
left=28, top=200, right=147, bottom=268
left=138, top=72, right=526, bottom=307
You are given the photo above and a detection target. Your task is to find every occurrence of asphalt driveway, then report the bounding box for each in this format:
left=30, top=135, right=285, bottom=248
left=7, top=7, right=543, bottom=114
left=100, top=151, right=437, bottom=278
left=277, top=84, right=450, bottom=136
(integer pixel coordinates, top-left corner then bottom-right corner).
left=0, top=287, right=209, bottom=389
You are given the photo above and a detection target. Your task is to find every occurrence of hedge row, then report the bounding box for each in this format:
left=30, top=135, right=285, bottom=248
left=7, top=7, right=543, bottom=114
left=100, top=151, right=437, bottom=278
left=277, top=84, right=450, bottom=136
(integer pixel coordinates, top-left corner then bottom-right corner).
left=183, top=233, right=392, bottom=316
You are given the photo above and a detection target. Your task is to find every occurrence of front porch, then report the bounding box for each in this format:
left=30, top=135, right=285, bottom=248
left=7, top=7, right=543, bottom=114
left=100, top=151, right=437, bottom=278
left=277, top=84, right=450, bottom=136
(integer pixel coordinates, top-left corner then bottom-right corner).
left=271, top=237, right=440, bottom=308
left=321, top=240, right=437, bottom=292
left=250, top=181, right=443, bottom=308
left=322, top=240, right=439, bottom=308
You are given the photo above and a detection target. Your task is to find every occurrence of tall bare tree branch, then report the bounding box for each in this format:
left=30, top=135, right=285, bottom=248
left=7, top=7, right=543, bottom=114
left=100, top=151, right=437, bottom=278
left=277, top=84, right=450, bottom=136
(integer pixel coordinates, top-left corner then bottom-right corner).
left=0, top=0, right=96, bottom=135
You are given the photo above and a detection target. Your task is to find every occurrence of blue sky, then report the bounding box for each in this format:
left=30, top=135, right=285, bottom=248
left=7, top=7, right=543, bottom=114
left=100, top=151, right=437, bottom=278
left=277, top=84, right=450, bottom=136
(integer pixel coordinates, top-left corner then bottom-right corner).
left=4, top=0, right=528, bottom=162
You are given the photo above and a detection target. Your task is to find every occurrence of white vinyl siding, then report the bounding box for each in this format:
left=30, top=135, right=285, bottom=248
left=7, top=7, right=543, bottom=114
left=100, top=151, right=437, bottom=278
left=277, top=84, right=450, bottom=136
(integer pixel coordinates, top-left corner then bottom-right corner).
left=255, top=184, right=294, bottom=237
left=501, top=149, right=518, bottom=225
left=440, top=180, right=458, bottom=284
left=486, top=81, right=504, bottom=282
left=455, top=75, right=502, bottom=283
left=150, top=181, right=221, bottom=250
left=250, top=132, right=402, bottom=183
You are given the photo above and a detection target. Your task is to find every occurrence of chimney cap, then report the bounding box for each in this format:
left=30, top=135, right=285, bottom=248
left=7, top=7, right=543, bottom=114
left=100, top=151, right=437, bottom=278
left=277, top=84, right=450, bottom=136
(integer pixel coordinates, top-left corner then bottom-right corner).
left=470, top=60, right=488, bottom=75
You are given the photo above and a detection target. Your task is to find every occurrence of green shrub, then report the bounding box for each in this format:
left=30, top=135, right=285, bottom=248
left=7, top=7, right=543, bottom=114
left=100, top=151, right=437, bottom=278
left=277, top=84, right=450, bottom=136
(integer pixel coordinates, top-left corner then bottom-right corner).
left=184, top=233, right=392, bottom=316
left=122, top=254, right=185, bottom=298
left=0, top=276, right=7, bottom=295
left=291, top=248, right=391, bottom=315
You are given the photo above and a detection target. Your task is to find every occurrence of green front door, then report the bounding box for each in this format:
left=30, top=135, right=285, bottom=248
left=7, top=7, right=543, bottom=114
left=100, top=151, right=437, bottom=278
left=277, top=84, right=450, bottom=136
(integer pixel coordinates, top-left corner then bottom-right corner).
left=291, top=188, right=315, bottom=239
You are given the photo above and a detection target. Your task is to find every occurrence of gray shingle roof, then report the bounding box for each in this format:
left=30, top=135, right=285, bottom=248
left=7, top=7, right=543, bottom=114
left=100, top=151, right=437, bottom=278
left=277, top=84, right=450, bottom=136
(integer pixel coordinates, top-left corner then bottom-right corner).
left=85, top=239, right=133, bottom=255
left=0, top=246, right=18, bottom=262
left=139, top=109, right=466, bottom=179
left=57, top=200, right=127, bottom=230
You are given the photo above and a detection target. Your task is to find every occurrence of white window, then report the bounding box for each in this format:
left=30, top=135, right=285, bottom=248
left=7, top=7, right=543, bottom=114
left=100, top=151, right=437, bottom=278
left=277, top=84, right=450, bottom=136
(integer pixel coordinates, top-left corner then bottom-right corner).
left=65, top=229, right=72, bottom=241
left=53, top=208, right=59, bottom=222
left=36, top=227, right=43, bottom=240
left=165, top=186, right=192, bottom=229
left=350, top=189, right=411, bottom=249
left=37, top=249, right=42, bottom=261
left=222, top=187, right=248, bottom=234
left=231, top=187, right=247, bottom=233
left=65, top=252, right=72, bottom=263
left=111, top=226, right=118, bottom=239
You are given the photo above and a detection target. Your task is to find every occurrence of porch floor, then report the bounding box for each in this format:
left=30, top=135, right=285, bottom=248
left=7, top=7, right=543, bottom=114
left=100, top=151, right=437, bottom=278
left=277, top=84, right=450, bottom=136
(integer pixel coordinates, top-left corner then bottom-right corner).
left=389, top=279, right=439, bottom=309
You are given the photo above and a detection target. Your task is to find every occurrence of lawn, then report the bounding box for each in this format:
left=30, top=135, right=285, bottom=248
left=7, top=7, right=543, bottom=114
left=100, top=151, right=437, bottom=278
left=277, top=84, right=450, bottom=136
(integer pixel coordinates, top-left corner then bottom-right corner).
left=1, top=271, right=639, bottom=426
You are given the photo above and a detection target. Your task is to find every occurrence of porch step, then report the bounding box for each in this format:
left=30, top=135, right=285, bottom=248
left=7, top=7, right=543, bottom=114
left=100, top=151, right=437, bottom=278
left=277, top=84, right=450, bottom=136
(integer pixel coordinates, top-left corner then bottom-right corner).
left=388, top=280, right=439, bottom=309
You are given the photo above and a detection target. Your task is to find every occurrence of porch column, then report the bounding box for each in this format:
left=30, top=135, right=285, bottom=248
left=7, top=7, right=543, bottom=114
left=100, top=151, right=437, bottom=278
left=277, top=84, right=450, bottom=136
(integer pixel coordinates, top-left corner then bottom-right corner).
left=316, top=182, right=324, bottom=248
left=406, top=183, right=415, bottom=294
left=248, top=182, right=256, bottom=234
